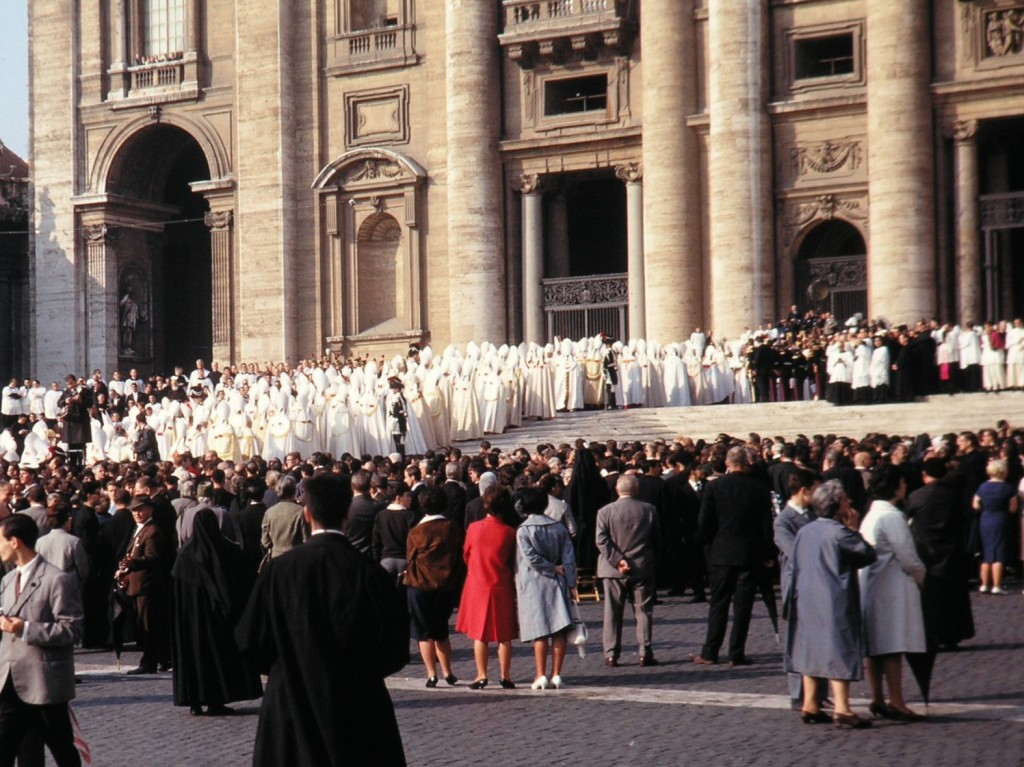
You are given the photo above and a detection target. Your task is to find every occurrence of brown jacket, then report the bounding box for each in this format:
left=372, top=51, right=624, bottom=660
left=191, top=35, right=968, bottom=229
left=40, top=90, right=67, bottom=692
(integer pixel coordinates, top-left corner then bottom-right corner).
left=125, top=522, right=173, bottom=597
left=404, top=517, right=464, bottom=591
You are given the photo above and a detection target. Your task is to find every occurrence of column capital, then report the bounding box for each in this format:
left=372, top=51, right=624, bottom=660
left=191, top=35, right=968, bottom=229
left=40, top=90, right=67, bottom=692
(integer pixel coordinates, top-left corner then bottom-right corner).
left=83, top=223, right=116, bottom=244
left=204, top=210, right=233, bottom=231
left=943, top=119, right=979, bottom=142
left=516, top=173, right=543, bottom=195
left=614, top=162, right=643, bottom=184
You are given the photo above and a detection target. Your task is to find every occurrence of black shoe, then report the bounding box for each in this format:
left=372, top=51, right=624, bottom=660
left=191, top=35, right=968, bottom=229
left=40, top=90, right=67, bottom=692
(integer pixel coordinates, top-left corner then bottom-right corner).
left=640, top=654, right=659, bottom=667
left=425, top=676, right=438, bottom=688
left=499, top=678, right=516, bottom=689
left=469, top=678, right=488, bottom=690
left=801, top=710, right=832, bottom=725
left=189, top=706, right=203, bottom=717
left=158, top=663, right=172, bottom=672
left=444, top=674, right=458, bottom=686
left=728, top=657, right=752, bottom=668
left=605, top=656, right=619, bottom=668
left=126, top=666, right=157, bottom=676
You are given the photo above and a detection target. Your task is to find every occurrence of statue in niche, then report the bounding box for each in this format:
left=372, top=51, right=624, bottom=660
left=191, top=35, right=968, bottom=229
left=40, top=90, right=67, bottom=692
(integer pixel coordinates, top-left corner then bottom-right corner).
left=119, top=274, right=147, bottom=356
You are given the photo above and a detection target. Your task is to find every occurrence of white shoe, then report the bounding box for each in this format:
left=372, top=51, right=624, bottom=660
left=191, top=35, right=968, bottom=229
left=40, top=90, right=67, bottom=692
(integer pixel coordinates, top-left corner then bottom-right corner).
left=549, top=675, right=563, bottom=689
left=992, top=586, right=1004, bottom=595
left=531, top=676, right=548, bottom=690
left=979, top=585, right=990, bottom=593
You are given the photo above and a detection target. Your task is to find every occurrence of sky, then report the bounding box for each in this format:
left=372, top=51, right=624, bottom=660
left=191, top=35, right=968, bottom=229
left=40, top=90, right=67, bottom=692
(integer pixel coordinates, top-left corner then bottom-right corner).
left=0, top=1, right=29, bottom=160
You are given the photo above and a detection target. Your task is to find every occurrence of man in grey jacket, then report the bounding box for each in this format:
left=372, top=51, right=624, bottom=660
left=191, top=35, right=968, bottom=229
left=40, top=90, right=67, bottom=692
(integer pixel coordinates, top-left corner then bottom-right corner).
left=0, top=514, right=83, bottom=766
left=596, top=474, right=661, bottom=667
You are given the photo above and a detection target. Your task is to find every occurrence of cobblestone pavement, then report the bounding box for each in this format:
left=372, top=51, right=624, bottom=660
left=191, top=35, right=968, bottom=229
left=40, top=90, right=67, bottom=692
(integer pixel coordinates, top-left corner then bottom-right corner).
left=67, top=584, right=1024, bottom=767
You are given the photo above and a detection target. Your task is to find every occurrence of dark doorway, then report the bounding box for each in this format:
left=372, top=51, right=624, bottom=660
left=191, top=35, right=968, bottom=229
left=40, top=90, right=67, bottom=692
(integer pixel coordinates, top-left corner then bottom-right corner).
left=978, top=116, right=1024, bottom=320
left=106, top=125, right=211, bottom=373
left=159, top=144, right=212, bottom=369
left=566, top=175, right=627, bottom=276
left=795, top=220, right=867, bottom=323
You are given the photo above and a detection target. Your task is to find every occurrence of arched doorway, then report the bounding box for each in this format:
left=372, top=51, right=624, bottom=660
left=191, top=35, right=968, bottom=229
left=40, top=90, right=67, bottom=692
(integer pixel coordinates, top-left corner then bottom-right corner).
left=795, top=220, right=867, bottom=323
left=103, top=124, right=213, bottom=372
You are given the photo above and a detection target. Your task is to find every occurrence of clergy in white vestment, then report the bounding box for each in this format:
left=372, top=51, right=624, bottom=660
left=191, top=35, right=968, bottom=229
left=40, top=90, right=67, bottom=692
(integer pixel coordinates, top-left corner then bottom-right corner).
left=1005, top=318, right=1024, bottom=389
left=662, top=344, right=691, bottom=407
left=868, top=337, right=890, bottom=403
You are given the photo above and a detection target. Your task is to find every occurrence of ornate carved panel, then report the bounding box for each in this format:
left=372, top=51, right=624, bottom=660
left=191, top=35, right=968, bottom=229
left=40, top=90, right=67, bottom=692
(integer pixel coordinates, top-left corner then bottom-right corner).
left=543, top=273, right=628, bottom=308
left=981, top=192, right=1024, bottom=230
left=983, top=8, right=1024, bottom=58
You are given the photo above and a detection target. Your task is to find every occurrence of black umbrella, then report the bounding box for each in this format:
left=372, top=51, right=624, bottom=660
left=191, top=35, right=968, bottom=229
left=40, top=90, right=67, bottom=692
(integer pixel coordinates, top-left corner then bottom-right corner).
left=108, top=582, right=136, bottom=669
left=905, top=648, right=936, bottom=711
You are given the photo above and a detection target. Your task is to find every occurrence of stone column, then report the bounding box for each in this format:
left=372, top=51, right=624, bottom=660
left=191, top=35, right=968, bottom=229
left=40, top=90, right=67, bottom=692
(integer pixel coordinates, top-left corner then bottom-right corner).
left=520, top=175, right=546, bottom=346
left=616, top=163, right=646, bottom=339
left=84, top=224, right=119, bottom=376
left=866, top=0, right=936, bottom=323
left=642, top=0, right=703, bottom=339
left=946, top=120, right=981, bottom=324
left=446, top=0, right=506, bottom=343
left=205, top=210, right=234, bottom=363
left=708, top=0, right=774, bottom=337
left=546, top=191, right=571, bottom=279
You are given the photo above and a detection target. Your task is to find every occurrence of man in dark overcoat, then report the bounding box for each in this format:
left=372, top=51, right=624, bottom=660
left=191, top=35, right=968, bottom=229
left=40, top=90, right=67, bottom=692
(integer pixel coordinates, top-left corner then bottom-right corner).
left=236, top=473, right=409, bottom=767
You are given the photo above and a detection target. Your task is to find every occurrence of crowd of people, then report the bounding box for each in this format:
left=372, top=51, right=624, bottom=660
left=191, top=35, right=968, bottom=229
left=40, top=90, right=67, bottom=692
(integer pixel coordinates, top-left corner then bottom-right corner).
left=0, top=399, right=1020, bottom=760
left=1, top=312, right=1023, bottom=471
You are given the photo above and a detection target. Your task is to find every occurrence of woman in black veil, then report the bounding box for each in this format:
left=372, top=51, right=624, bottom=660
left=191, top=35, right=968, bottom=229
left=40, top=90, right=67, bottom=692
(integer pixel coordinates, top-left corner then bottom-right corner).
left=565, top=445, right=611, bottom=570
left=172, top=509, right=263, bottom=715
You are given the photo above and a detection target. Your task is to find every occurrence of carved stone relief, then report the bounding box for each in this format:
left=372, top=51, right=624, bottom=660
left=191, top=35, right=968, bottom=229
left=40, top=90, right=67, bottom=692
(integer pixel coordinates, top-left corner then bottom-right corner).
left=782, top=194, right=868, bottom=248
left=342, top=159, right=406, bottom=186
left=984, top=8, right=1024, bottom=57
left=791, top=140, right=862, bottom=176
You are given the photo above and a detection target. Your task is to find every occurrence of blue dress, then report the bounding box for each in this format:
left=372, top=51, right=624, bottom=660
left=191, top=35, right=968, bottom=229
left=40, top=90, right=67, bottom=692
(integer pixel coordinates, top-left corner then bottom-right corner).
left=976, top=480, right=1017, bottom=563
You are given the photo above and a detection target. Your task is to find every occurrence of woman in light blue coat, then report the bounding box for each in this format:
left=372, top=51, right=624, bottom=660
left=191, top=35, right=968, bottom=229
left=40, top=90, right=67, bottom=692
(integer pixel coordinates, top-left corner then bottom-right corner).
left=516, top=488, right=577, bottom=690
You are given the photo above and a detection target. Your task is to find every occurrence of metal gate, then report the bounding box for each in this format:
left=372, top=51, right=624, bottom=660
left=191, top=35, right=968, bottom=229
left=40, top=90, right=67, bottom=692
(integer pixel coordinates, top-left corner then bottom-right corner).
left=542, top=273, right=628, bottom=342
left=796, top=256, right=867, bottom=324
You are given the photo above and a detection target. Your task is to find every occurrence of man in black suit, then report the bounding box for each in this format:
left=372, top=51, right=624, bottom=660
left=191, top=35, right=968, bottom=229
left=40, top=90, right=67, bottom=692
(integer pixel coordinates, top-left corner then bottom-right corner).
left=441, top=464, right=467, bottom=536
left=663, top=451, right=705, bottom=601
left=344, top=471, right=377, bottom=556
left=236, top=473, right=408, bottom=766
left=694, top=447, right=773, bottom=667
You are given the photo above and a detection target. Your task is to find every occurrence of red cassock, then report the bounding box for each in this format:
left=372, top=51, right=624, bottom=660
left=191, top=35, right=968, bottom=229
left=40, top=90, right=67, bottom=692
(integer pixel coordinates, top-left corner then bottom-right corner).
left=456, top=515, right=519, bottom=642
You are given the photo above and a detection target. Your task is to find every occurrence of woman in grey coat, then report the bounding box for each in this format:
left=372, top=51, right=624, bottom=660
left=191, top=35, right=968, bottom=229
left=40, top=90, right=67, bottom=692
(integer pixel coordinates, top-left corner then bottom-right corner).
left=516, top=488, right=577, bottom=690
left=785, top=480, right=877, bottom=728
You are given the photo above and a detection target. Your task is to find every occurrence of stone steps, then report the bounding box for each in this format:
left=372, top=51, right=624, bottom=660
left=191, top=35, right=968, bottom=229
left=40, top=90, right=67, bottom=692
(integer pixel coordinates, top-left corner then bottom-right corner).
left=455, top=392, right=1024, bottom=450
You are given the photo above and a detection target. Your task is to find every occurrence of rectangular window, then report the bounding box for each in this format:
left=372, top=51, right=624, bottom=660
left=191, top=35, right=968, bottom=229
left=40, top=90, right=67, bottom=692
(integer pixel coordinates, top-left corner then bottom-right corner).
left=794, top=34, right=855, bottom=80
left=544, top=75, right=608, bottom=116
left=144, top=0, right=186, bottom=57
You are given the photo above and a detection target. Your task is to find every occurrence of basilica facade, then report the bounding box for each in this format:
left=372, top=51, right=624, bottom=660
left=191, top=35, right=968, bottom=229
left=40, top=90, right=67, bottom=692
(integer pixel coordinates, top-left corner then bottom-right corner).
left=27, top=0, right=1024, bottom=380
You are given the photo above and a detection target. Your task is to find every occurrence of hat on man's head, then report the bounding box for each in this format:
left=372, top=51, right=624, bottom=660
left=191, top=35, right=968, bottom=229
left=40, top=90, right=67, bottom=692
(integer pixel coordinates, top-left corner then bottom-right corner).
left=129, top=495, right=156, bottom=511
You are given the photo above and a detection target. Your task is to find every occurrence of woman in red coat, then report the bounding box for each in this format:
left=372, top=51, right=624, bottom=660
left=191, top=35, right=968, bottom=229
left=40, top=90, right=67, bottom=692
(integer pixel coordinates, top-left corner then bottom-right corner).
left=456, top=484, right=520, bottom=689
